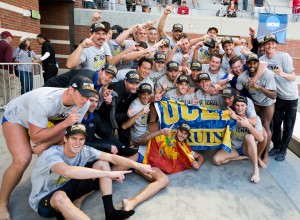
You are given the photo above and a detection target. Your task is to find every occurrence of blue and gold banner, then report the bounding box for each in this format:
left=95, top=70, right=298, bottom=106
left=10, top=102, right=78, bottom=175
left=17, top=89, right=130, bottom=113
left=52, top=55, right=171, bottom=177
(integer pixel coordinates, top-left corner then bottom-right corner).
left=155, top=100, right=236, bottom=152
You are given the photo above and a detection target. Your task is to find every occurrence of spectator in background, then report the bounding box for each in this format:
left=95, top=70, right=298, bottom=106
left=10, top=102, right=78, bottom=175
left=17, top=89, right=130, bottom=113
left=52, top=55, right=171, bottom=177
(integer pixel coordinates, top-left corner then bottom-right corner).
left=126, top=0, right=136, bottom=12
left=252, top=0, right=266, bottom=17
left=142, top=4, right=151, bottom=13
left=177, top=0, right=189, bottom=15
left=0, top=31, right=19, bottom=105
left=242, top=0, right=248, bottom=11
left=36, top=34, right=58, bottom=83
left=84, top=0, right=97, bottom=8
left=13, top=36, right=40, bottom=94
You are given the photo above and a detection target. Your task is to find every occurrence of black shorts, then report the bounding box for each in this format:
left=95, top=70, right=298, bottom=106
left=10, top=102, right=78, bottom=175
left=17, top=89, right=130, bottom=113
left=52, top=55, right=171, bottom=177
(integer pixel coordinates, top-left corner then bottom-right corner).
left=37, top=178, right=99, bottom=218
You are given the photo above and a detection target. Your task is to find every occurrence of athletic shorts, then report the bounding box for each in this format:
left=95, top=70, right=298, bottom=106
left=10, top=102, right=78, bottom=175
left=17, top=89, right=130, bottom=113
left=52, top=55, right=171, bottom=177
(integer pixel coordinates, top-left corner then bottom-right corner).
left=1, top=116, right=8, bottom=124
left=37, top=178, right=99, bottom=218
left=236, top=147, right=244, bottom=156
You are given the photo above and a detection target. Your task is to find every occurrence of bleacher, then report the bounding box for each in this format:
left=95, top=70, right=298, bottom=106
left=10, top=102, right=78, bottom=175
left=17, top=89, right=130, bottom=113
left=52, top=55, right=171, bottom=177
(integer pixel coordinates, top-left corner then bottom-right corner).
left=84, top=0, right=295, bottom=21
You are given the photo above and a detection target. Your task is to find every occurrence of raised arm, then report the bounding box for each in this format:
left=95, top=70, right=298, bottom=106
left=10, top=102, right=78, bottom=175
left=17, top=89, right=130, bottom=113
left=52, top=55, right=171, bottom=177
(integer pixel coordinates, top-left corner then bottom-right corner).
left=157, top=6, right=172, bottom=38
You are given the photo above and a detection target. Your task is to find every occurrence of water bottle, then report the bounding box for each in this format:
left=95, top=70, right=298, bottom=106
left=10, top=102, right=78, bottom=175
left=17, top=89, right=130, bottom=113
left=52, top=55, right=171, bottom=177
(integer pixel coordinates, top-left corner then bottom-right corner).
left=56, top=61, right=59, bottom=69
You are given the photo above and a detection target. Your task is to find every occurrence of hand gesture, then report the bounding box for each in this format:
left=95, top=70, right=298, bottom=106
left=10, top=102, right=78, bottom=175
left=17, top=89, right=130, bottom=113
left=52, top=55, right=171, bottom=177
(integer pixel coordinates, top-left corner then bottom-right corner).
left=182, top=54, right=190, bottom=62
left=193, top=97, right=199, bottom=105
left=81, top=34, right=94, bottom=48
left=227, top=73, right=234, bottom=81
left=138, top=164, right=154, bottom=178
left=274, top=66, right=284, bottom=77
left=111, top=145, right=118, bottom=154
left=65, top=107, right=81, bottom=126
left=92, top=11, right=101, bottom=23
left=141, top=105, right=150, bottom=115
left=191, top=161, right=200, bottom=169
left=249, top=27, right=256, bottom=38
left=109, top=170, right=132, bottom=183
left=162, top=83, right=168, bottom=91
left=160, top=124, right=174, bottom=136
left=227, top=106, right=238, bottom=120
left=237, top=115, right=250, bottom=128
left=165, top=6, right=173, bottom=14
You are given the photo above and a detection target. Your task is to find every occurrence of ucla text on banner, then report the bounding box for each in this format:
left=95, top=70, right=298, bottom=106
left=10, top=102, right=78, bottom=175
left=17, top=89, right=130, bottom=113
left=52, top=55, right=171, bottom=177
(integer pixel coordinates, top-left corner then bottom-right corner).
left=155, top=100, right=236, bottom=152
left=257, top=13, right=288, bottom=44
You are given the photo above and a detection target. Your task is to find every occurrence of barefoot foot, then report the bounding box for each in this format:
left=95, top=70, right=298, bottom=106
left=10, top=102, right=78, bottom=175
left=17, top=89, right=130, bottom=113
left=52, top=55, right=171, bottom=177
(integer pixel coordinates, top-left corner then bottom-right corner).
left=250, top=172, right=260, bottom=184
left=0, top=204, right=11, bottom=220
left=258, top=159, right=267, bottom=169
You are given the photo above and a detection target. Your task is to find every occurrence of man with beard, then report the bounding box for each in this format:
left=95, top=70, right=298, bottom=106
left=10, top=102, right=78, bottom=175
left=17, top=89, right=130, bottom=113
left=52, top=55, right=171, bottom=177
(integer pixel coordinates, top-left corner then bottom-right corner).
left=187, top=61, right=202, bottom=93
left=194, top=37, right=221, bottom=64
left=259, top=34, right=298, bottom=161
left=212, top=95, right=264, bottom=183
left=236, top=53, right=277, bottom=165
left=221, top=36, right=249, bottom=72
left=170, top=33, right=194, bottom=67
left=158, top=6, right=184, bottom=50
left=66, top=23, right=124, bottom=71
left=156, top=61, right=179, bottom=93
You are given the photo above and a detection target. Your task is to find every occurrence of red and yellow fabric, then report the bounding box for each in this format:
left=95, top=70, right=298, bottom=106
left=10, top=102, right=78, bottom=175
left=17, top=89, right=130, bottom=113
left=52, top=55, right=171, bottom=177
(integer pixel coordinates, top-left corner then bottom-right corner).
left=142, top=133, right=194, bottom=174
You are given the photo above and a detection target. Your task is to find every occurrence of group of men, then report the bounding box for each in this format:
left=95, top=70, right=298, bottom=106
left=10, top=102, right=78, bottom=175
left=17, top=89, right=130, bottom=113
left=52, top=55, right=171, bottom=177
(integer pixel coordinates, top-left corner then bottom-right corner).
left=0, top=7, right=298, bottom=220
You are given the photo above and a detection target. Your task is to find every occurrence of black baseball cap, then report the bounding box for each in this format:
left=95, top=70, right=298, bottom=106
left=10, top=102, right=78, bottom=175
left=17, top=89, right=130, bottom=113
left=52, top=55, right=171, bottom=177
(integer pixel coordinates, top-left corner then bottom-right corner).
left=221, top=36, right=233, bottom=46
left=125, top=70, right=140, bottom=83
left=222, top=87, right=237, bottom=98
left=90, top=22, right=106, bottom=33
left=234, top=95, right=248, bottom=105
left=111, top=25, right=123, bottom=39
left=102, top=63, right=118, bottom=77
left=246, top=53, right=259, bottom=63
left=198, top=73, right=211, bottom=82
left=154, top=52, right=166, bottom=62
left=70, top=76, right=98, bottom=97
left=160, top=38, right=170, bottom=47
left=190, top=61, right=202, bottom=70
left=172, top=23, right=183, bottom=32
left=137, top=83, right=152, bottom=94
left=166, top=61, right=179, bottom=71
left=178, top=123, right=190, bottom=134
left=264, top=34, right=278, bottom=44
left=204, top=37, right=216, bottom=48
left=176, top=74, right=189, bottom=84
left=65, top=123, right=87, bottom=137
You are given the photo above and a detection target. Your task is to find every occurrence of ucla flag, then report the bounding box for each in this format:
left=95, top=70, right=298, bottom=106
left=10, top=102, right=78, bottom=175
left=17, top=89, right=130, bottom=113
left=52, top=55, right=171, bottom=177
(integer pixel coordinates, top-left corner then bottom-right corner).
left=155, top=100, right=236, bottom=152
left=257, top=13, right=288, bottom=44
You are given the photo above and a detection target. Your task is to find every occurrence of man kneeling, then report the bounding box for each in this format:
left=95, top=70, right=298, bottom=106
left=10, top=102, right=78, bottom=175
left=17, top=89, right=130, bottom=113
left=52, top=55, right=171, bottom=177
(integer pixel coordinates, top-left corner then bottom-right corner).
left=212, top=96, right=264, bottom=183
left=29, top=123, right=153, bottom=220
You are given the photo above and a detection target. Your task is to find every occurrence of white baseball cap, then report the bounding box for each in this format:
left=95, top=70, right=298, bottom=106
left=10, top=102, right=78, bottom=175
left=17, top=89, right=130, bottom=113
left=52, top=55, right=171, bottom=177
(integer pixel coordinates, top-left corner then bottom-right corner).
left=20, top=36, right=30, bottom=43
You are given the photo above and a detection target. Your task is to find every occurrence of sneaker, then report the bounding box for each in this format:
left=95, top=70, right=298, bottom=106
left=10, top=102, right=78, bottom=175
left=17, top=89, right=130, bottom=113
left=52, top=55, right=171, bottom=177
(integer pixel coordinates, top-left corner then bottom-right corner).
left=275, top=151, right=286, bottom=161
left=268, top=148, right=281, bottom=156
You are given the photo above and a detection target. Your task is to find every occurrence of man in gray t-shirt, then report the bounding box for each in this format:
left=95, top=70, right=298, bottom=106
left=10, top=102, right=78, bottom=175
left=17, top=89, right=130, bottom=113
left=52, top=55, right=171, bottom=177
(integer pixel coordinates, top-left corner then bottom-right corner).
left=259, top=34, right=299, bottom=161
left=0, top=76, right=98, bottom=219
left=236, top=53, right=277, bottom=165
left=29, top=123, right=152, bottom=220
left=212, top=96, right=265, bottom=184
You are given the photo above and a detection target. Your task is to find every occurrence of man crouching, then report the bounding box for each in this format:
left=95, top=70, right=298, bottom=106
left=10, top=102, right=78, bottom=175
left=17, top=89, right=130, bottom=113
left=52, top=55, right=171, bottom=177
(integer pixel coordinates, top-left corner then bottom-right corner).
left=29, top=123, right=153, bottom=220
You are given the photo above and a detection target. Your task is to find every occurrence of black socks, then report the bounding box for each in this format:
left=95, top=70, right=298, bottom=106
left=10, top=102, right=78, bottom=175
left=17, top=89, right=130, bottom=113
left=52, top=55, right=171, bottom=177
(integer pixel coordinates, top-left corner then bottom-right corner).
left=102, top=195, right=135, bottom=220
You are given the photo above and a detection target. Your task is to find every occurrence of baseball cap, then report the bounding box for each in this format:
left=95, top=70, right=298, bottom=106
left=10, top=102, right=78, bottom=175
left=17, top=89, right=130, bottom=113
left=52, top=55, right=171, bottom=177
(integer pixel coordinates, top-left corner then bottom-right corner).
left=90, top=22, right=106, bottom=33
left=178, top=123, right=190, bottom=134
left=198, top=73, right=211, bottom=82
left=221, top=36, right=233, bottom=46
left=65, top=123, right=87, bottom=137
left=125, top=70, right=140, bottom=83
left=102, top=63, right=118, bottom=77
left=20, top=36, right=30, bottom=43
left=190, top=61, right=202, bottom=70
left=135, top=41, right=148, bottom=49
left=207, top=27, right=218, bottom=34
left=258, top=38, right=264, bottom=45
left=137, top=83, right=152, bottom=94
left=69, top=76, right=98, bottom=97
left=246, top=53, right=259, bottom=63
left=166, top=61, right=179, bottom=71
left=234, top=95, right=248, bottom=105
left=154, top=52, right=166, bottom=62
left=204, top=37, right=216, bottom=48
left=1, top=31, right=13, bottom=39
left=160, top=38, right=170, bottom=47
left=264, top=34, right=278, bottom=44
left=222, top=87, right=237, bottom=98
left=182, top=0, right=187, bottom=3
left=111, top=25, right=123, bottom=39
left=172, top=23, right=183, bottom=32
left=176, top=74, right=189, bottom=84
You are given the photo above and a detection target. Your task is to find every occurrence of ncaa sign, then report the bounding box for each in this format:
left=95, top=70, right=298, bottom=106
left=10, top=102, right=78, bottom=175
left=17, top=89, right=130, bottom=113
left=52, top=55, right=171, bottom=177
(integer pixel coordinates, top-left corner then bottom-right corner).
left=257, top=13, right=288, bottom=44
